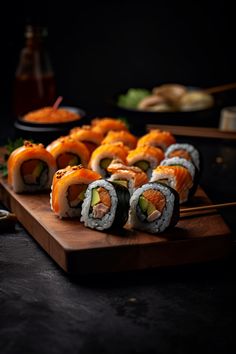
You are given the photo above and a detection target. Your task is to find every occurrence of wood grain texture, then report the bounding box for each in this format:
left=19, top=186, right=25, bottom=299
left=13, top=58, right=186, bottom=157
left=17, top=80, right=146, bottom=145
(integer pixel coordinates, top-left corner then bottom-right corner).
left=0, top=178, right=232, bottom=274
left=146, top=124, right=236, bottom=140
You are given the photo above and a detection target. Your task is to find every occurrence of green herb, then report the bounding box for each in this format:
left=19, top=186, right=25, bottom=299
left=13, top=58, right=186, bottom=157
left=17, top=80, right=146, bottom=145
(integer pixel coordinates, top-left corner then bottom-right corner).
left=117, top=88, right=151, bottom=109
left=0, top=138, right=31, bottom=177
left=5, top=138, right=25, bottom=154
left=0, top=163, right=8, bottom=177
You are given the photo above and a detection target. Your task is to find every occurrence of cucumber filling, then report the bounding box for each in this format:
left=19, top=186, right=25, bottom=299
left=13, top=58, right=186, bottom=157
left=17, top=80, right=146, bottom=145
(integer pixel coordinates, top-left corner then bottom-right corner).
left=100, top=158, right=112, bottom=177
left=134, top=160, right=150, bottom=172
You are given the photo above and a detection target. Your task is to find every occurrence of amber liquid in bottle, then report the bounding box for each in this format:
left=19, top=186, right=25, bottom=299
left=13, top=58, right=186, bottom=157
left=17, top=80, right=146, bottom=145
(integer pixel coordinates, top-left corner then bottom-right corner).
left=13, top=25, right=56, bottom=117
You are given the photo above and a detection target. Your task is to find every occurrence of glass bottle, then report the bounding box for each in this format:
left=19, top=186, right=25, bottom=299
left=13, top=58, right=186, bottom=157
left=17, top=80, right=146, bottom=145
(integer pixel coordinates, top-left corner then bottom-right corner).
left=13, top=24, right=56, bottom=117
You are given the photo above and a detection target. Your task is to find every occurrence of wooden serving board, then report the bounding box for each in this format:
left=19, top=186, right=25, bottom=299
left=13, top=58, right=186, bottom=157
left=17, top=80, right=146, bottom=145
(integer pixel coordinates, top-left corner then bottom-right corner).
left=146, top=124, right=236, bottom=140
left=0, top=178, right=232, bottom=274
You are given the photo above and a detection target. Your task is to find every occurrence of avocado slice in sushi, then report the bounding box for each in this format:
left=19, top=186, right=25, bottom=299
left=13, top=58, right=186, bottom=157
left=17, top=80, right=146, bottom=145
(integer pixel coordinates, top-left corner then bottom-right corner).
left=139, top=195, right=149, bottom=212
left=134, top=160, right=149, bottom=172
left=100, top=158, right=112, bottom=170
left=113, top=179, right=128, bottom=188
left=32, top=161, right=45, bottom=179
left=91, top=188, right=100, bottom=206
left=139, top=196, right=156, bottom=216
left=147, top=201, right=156, bottom=216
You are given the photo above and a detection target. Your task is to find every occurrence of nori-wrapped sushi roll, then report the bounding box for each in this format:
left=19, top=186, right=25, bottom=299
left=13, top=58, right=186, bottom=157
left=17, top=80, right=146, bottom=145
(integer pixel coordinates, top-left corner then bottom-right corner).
left=81, top=180, right=130, bottom=231
left=128, top=182, right=179, bottom=234
left=165, top=143, right=201, bottom=170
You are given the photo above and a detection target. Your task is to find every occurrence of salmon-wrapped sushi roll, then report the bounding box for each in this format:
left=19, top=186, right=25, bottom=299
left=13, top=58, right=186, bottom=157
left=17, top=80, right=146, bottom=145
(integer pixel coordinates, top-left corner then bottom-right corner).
left=81, top=179, right=130, bottom=231
left=165, top=143, right=201, bottom=170
left=160, top=157, right=199, bottom=199
left=107, top=160, right=148, bottom=195
left=137, top=129, right=176, bottom=151
left=129, top=182, right=179, bottom=234
left=127, top=145, right=164, bottom=178
left=51, top=165, right=101, bottom=218
left=150, top=165, right=193, bottom=204
left=89, top=143, right=128, bottom=177
left=91, top=117, right=128, bottom=136
left=70, top=125, right=103, bottom=155
left=47, top=136, right=90, bottom=170
left=101, top=130, right=137, bottom=150
left=8, top=140, right=56, bottom=193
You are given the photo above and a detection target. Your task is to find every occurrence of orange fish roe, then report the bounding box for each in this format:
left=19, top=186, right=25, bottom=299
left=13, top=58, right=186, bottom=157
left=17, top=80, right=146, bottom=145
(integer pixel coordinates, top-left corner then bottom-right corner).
left=23, top=107, right=81, bottom=124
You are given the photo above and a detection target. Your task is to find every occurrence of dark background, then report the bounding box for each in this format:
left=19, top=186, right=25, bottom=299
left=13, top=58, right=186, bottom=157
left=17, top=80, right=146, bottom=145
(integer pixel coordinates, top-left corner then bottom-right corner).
left=1, top=1, right=236, bottom=125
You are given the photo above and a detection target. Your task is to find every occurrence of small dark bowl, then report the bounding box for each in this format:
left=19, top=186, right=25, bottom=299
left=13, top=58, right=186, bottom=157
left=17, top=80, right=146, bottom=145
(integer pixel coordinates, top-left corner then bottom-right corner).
left=14, top=106, right=87, bottom=145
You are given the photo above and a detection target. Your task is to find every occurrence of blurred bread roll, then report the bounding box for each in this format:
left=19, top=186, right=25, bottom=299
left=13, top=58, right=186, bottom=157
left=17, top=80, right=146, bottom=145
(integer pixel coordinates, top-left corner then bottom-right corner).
left=179, top=91, right=214, bottom=111
left=152, top=84, right=187, bottom=105
left=138, top=95, right=172, bottom=111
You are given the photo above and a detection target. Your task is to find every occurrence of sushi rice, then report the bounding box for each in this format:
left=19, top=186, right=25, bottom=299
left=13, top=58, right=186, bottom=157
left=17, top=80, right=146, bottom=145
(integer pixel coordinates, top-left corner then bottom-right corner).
left=81, top=179, right=119, bottom=230
left=129, top=182, right=179, bottom=234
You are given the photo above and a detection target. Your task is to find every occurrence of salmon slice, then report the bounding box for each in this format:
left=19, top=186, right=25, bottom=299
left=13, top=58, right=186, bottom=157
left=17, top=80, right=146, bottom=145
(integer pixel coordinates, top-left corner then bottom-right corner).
left=82, top=141, right=99, bottom=154
left=20, top=159, right=47, bottom=185
left=67, top=184, right=87, bottom=202
left=56, top=153, right=80, bottom=169
left=142, top=190, right=166, bottom=213
left=152, top=165, right=193, bottom=203
left=97, top=187, right=111, bottom=207
left=168, top=149, right=191, bottom=161
left=21, top=159, right=40, bottom=176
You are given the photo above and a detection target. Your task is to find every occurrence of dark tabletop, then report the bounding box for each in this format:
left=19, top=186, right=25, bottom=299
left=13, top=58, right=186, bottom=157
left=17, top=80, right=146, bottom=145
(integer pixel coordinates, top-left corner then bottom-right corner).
left=0, top=129, right=235, bottom=354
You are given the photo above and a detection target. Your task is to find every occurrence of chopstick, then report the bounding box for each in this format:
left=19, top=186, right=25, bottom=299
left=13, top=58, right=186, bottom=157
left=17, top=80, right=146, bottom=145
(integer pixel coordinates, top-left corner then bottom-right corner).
left=204, top=82, right=236, bottom=95
left=180, top=201, right=236, bottom=214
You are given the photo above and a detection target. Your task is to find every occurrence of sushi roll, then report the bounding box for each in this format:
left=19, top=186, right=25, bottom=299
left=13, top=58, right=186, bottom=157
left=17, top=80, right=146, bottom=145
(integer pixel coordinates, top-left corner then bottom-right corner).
left=129, top=182, right=179, bottom=234
left=107, top=160, right=148, bottom=195
left=137, top=129, right=176, bottom=151
left=101, top=130, right=137, bottom=150
left=50, top=165, right=101, bottom=218
left=91, top=117, right=128, bottom=136
left=7, top=140, right=56, bottom=193
left=46, top=136, right=90, bottom=169
left=70, top=125, right=103, bottom=155
left=126, top=145, right=164, bottom=178
left=150, top=165, right=193, bottom=204
left=160, top=157, right=199, bottom=198
left=165, top=143, right=201, bottom=170
left=81, top=179, right=130, bottom=231
left=89, top=143, right=128, bottom=178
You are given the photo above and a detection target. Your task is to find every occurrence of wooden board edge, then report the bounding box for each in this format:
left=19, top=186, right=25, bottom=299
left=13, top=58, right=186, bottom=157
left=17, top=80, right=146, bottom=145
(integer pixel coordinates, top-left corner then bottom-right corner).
left=0, top=180, right=233, bottom=274
left=65, top=233, right=232, bottom=274
left=0, top=182, right=68, bottom=272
